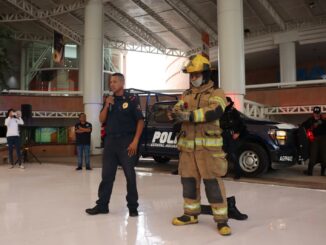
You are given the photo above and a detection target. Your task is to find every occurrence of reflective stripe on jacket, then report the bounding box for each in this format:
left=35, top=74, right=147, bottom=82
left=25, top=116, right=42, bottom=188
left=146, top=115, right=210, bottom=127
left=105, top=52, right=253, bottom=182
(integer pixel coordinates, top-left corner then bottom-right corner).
left=173, top=81, right=227, bottom=152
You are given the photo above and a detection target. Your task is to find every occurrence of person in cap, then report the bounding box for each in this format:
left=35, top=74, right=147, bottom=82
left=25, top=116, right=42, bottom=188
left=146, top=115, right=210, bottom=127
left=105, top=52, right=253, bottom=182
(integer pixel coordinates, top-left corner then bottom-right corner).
left=5, top=109, right=24, bottom=169
left=301, top=106, right=326, bottom=176
left=220, top=97, right=246, bottom=179
left=75, top=113, right=92, bottom=171
left=171, top=54, right=232, bottom=235
left=86, top=73, right=144, bottom=217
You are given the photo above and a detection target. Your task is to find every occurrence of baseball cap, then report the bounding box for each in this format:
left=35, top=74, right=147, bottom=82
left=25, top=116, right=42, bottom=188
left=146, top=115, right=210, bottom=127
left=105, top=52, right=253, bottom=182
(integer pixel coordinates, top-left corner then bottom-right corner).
left=313, top=106, right=321, bottom=114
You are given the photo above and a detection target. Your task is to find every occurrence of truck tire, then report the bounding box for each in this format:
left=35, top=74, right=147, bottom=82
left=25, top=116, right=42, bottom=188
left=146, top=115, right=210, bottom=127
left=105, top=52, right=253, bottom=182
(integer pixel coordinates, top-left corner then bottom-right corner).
left=153, top=156, right=171, bottom=164
left=237, top=143, right=269, bottom=177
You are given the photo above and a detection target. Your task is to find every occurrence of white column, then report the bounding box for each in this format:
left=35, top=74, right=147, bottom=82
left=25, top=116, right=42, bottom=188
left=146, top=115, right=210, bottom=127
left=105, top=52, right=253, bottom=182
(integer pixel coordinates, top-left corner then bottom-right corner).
left=217, top=0, right=245, bottom=112
left=279, top=41, right=296, bottom=83
left=20, top=46, right=26, bottom=90
left=78, top=45, right=84, bottom=92
left=119, top=52, right=124, bottom=75
left=120, top=51, right=127, bottom=76
left=83, top=0, right=103, bottom=154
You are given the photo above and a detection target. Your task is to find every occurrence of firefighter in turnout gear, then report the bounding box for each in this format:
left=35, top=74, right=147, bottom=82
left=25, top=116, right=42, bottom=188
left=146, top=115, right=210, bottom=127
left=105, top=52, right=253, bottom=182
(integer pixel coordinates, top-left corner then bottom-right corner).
left=171, top=54, right=231, bottom=236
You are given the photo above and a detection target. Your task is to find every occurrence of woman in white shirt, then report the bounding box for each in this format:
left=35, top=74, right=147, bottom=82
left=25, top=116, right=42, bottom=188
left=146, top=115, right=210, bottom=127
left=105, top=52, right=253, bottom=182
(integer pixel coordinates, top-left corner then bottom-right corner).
left=5, top=109, right=24, bottom=169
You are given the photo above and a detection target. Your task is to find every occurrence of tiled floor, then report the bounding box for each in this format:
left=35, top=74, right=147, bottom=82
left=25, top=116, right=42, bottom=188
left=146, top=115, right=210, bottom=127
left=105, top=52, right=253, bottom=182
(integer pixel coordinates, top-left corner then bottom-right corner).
left=0, top=163, right=325, bottom=245
left=38, top=155, right=326, bottom=190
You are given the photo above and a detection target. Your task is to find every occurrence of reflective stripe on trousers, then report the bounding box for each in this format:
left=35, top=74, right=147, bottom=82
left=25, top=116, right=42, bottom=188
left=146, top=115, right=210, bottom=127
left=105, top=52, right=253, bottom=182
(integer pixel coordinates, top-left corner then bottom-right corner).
left=212, top=207, right=228, bottom=216
left=184, top=202, right=201, bottom=211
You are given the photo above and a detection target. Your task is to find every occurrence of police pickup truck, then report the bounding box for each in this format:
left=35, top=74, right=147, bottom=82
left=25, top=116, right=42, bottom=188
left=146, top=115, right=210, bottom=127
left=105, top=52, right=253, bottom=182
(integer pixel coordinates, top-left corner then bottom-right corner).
left=113, top=89, right=308, bottom=177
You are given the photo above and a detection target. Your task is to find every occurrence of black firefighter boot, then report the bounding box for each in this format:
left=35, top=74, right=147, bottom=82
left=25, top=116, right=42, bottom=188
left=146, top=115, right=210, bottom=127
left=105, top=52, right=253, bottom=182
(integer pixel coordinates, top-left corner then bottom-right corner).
left=227, top=196, right=248, bottom=220
left=200, top=196, right=248, bottom=220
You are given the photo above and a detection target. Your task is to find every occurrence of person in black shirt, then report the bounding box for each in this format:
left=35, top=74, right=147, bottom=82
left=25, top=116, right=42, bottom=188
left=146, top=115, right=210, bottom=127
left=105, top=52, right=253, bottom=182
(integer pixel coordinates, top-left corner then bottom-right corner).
left=86, top=73, right=144, bottom=217
left=75, top=113, right=92, bottom=170
left=220, top=97, right=246, bottom=180
left=301, top=106, right=326, bottom=176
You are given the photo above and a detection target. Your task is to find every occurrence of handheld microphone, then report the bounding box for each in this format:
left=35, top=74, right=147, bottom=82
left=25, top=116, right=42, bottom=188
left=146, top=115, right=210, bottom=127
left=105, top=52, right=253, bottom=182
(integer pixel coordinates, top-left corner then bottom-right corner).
left=108, top=91, right=114, bottom=112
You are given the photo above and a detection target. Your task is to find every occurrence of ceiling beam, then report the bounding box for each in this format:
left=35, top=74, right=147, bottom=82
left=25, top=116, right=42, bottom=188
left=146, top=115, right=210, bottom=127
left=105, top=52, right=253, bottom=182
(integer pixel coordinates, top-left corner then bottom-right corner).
left=164, top=0, right=218, bottom=41
left=244, top=0, right=266, bottom=27
left=0, top=0, right=86, bottom=22
left=130, top=0, right=192, bottom=48
left=302, top=0, right=316, bottom=18
left=104, top=14, right=146, bottom=45
left=12, top=32, right=52, bottom=43
left=209, top=0, right=267, bottom=30
left=5, top=0, right=82, bottom=44
left=49, top=0, right=85, bottom=24
left=104, top=2, right=167, bottom=51
left=103, top=38, right=186, bottom=57
left=0, top=12, right=34, bottom=22
left=4, top=0, right=186, bottom=56
left=257, top=0, right=286, bottom=30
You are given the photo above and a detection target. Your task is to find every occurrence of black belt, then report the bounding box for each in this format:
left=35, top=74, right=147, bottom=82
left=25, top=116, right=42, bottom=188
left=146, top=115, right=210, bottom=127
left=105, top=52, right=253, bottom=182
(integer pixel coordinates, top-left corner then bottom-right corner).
left=107, top=132, right=135, bottom=138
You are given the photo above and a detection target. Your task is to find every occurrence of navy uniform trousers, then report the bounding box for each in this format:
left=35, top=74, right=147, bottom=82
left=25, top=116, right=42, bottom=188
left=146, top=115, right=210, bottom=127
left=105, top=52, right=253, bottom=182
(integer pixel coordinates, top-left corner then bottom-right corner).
left=96, top=134, right=139, bottom=210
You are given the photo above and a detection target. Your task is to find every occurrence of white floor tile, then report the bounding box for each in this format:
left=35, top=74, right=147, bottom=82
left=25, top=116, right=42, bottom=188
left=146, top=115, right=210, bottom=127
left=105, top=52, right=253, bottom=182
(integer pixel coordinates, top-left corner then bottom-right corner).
left=0, top=164, right=325, bottom=245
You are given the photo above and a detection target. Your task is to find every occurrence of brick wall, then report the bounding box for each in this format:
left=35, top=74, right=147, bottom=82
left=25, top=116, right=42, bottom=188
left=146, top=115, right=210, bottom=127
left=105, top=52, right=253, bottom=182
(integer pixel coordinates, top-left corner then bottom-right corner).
left=0, top=95, right=83, bottom=112
left=246, top=86, right=326, bottom=106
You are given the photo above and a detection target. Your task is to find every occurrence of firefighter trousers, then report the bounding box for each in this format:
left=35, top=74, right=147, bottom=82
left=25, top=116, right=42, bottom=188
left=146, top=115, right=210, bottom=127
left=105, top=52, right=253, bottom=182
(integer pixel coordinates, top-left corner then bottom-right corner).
left=178, top=150, right=228, bottom=223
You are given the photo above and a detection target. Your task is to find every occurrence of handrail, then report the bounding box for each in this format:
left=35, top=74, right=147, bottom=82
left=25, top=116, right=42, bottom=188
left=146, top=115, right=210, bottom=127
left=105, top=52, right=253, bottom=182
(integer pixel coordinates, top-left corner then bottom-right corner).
left=243, top=99, right=266, bottom=107
left=103, top=88, right=183, bottom=97
left=0, top=111, right=82, bottom=118
left=0, top=90, right=83, bottom=96
left=246, top=79, right=326, bottom=89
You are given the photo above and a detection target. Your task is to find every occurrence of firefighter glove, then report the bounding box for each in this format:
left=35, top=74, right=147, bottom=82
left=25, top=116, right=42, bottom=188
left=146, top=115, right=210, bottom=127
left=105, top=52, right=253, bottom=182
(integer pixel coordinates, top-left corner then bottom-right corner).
left=173, top=111, right=193, bottom=122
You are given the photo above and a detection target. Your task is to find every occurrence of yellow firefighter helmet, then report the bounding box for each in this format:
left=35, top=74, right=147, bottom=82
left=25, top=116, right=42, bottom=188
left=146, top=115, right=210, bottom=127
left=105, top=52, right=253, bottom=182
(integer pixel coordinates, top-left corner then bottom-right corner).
left=182, top=54, right=211, bottom=73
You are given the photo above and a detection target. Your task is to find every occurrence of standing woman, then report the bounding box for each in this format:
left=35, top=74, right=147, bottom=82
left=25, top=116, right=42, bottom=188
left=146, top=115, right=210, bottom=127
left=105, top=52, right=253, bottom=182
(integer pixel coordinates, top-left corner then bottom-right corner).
left=5, top=109, right=24, bottom=169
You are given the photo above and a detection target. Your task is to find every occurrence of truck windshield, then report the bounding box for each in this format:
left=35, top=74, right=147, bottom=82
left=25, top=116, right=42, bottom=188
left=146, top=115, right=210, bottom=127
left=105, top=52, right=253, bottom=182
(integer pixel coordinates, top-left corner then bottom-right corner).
left=150, top=102, right=176, bottom=124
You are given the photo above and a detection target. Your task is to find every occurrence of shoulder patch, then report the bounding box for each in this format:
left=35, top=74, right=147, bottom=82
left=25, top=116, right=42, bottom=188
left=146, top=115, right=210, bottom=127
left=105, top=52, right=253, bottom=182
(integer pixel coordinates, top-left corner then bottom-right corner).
left=184, top=89, right=193, bottom=96
left=127, top=93, right=137, bottom=101
left=129, top=95, right=136, bottom=101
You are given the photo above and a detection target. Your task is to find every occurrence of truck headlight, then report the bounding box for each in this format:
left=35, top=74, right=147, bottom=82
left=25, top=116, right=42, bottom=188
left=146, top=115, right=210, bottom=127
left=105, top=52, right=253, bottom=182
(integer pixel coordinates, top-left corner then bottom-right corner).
left=268, top=129, right=287, bottom=145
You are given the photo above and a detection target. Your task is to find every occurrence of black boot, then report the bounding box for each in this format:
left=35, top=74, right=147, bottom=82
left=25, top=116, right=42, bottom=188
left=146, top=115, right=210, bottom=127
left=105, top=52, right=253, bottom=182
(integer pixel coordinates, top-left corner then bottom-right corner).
left=200, top=196, right=248, bottom=220
left=303, top=170, right=313, bottom=176
left=321, top=166, right=325, bottom=176
left=85, top=205, right=109, bottom=215
left=129, top=209, right=139, bottom=217
left=227, top=196, right=248, bottom=220
left=304, top=162, right=314, bottom=176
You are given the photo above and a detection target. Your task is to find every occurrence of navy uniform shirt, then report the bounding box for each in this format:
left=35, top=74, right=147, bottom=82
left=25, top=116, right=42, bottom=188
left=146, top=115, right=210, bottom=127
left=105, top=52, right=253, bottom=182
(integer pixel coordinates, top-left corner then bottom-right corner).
left=104, top=92, right=144, bottom=136
left=75, top=122, right=92, bottom=145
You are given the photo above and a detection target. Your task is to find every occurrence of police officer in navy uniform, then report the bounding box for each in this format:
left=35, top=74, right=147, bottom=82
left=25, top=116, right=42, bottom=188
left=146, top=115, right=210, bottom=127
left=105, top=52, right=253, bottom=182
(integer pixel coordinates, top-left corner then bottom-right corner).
left=86, top=73, right=144, bottom=217
left=220, top=97, right=246, bottom=179
left=302, top=106, right=326, bottom=176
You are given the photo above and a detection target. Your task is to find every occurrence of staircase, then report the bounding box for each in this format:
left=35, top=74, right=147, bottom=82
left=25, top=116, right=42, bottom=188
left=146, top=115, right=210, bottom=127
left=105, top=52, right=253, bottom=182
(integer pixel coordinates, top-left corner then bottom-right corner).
left=25, top=44, right=52, bottom=87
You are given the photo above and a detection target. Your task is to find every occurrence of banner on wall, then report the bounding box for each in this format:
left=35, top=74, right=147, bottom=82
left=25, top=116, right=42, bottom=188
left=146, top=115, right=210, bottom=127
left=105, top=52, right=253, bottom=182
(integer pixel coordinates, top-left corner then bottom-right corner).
left=53, top=31, right=64, bottom=64
left=201, top=32, right=210, bottom=59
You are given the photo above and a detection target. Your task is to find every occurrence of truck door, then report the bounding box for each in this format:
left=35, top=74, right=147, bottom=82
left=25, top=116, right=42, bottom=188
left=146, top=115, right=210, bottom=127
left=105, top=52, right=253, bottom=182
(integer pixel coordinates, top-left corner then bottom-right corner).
left=140, top=102, right=179, bottom=159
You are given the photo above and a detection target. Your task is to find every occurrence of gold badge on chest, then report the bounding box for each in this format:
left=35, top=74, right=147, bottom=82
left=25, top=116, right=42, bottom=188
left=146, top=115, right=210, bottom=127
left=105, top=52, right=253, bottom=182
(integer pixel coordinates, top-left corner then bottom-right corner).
left=122, top=102, right=129, bottom=109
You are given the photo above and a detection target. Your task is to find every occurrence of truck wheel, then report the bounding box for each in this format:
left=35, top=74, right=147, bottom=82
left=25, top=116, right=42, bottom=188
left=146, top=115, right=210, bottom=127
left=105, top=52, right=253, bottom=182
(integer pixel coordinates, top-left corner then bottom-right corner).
left=237, top=143, right=269, bottom=177
left=153, top=156, right=171, bottom=164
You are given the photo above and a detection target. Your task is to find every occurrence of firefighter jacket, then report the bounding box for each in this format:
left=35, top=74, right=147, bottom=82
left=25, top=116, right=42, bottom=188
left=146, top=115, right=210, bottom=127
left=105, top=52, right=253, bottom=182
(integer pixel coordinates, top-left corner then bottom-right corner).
left=173, top=81, right=227, bottom=152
